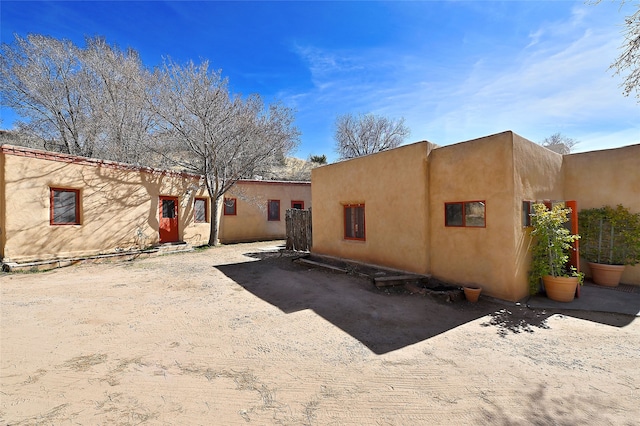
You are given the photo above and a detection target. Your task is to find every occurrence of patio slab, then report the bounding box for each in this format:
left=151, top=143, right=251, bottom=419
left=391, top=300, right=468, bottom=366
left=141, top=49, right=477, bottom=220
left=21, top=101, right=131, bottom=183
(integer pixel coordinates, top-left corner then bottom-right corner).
left=524, top=282, right=640, bottom=316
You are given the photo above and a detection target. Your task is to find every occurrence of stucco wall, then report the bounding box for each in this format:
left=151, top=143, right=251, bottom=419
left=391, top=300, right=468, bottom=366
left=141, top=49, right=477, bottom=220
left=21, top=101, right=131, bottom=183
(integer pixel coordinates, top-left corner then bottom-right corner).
left=564, top=144, right=640, bottom=284
left=1, top=146, right=210, bottom=263
left=310, top=132, right=561, bottom=301
left=218, top=180, right=311, bottom=243
left=311, top=141, right=435, bottom=274
left=0, top=150, right=5, bottom=259
left=511, top=134, right=565, bottom=299
left=428, top=132, right=522, bottom=300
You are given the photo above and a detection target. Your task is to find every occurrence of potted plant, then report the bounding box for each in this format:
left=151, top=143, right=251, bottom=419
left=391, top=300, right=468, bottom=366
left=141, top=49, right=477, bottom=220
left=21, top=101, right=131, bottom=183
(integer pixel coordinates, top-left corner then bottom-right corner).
left=529, top=203, right=583, bottom=302
left=578, top=205, right=640, bottom=287
left=463, top=285, right=482, bottom=303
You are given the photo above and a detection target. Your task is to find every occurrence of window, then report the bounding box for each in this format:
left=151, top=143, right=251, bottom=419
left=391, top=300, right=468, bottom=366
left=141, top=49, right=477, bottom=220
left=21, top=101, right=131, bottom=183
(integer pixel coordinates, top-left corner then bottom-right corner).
left=445, top=201, right=485, bottom=227
left=522, top=201, right=533, bottom=227
left=162, top=198, right=176, bottom=218
left=268, top=199, right=280, bottom=221
left=50, top=188, right=80, bottom=225
left=445, top=203, right=463, bottom=226
left=224, top=198, right=236, bottom=216
left=344, top=203, right=365, bottom=240
left=195, top=198, right=208, bottom=223
left=291, top=200, right=304, bottom=210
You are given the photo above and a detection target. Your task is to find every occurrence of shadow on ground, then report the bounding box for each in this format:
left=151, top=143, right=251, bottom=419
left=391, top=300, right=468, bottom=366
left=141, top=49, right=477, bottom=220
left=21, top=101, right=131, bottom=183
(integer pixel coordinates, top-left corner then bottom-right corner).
left=215, top=251, right=601, bottom=354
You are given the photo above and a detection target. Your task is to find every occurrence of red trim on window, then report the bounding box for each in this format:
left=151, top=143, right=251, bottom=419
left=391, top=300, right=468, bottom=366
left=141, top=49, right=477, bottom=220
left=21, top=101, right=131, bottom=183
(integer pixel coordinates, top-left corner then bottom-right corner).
left=223, top=198, right=237, bottom=216
left=344, top=203, right=366, bottom=241
left=291, top=200, right=304, bottom=209
left=50, top=187, right=81, bottom=225
left=444, top=200, right=486, bottom=228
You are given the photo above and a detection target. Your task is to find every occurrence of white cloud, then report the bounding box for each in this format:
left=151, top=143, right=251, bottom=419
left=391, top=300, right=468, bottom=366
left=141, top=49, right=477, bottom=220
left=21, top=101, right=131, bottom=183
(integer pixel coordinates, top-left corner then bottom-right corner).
left=395, top=6, right=638, bottom=148
left=290, top=3, right=638, bottom=157
left=526, top=29, right=544, bottom=48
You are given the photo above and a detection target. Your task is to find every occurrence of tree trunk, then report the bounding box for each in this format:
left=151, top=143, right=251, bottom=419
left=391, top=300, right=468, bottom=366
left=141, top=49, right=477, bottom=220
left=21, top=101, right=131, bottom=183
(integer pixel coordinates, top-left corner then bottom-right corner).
left=208, top=196, right=221, bottom=246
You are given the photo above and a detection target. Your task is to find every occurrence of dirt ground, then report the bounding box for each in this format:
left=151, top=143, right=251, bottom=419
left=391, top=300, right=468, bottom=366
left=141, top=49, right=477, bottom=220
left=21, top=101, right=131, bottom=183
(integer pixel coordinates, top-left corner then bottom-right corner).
left=1, top=241, right=639, bottom=425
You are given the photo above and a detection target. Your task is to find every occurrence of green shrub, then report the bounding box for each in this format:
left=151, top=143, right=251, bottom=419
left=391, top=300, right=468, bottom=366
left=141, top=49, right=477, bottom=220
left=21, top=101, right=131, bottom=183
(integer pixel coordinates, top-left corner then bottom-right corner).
left=529, top=203, right=582, bottom=294
left=579, top=205, right=640, bottom=266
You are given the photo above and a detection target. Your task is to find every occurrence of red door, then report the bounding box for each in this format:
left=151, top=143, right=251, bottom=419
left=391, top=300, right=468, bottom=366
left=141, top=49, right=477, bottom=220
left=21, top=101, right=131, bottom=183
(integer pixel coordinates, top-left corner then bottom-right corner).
left=159, top=196, right=179, bottom=243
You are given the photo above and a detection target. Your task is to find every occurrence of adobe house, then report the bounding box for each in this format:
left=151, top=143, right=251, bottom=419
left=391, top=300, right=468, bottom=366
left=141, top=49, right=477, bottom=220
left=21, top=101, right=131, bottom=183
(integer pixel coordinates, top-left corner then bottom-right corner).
left=219, top=179, right=311, bottom=244
left=311, top=131, right=640, bottom=302
left=0, top=145, right=310, bottom=270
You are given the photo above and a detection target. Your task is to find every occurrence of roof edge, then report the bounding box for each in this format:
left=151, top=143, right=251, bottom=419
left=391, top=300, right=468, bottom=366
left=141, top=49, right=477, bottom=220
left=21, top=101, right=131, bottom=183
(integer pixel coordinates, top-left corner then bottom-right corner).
left=0, top=144, right=202, bottom=179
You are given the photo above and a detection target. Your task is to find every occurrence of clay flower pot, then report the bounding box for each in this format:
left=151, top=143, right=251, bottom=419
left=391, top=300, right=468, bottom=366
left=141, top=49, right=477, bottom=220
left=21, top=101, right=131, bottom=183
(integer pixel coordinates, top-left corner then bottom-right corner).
left=542, top=275, right=578, bottom=302
left=463, top=286, right=482, bottom=303
left=588, top=262, right=625, bottom=287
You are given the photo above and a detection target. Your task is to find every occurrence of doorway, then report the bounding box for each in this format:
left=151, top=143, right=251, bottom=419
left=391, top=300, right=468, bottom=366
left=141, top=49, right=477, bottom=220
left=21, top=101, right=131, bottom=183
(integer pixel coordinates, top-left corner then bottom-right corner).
left=159, top=196, right=179, bottom=243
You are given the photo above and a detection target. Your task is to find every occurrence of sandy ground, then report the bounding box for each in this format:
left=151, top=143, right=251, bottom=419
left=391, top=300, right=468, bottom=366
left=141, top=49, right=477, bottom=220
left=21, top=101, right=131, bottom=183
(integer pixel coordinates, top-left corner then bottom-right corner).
left=1, top=241, right=639, bottom=425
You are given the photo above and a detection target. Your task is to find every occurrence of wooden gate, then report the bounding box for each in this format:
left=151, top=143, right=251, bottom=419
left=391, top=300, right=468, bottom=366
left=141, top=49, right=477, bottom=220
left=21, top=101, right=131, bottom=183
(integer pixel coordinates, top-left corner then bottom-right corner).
left=285, top=208, right=312, bottom=251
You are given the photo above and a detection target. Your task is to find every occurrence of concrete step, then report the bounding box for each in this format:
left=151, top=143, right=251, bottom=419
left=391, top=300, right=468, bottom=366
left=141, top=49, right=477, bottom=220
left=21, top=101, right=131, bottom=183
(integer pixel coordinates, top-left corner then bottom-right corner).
left=155, top=242, right=193, bottom=255
left=3, top=242, right=193, bottom=272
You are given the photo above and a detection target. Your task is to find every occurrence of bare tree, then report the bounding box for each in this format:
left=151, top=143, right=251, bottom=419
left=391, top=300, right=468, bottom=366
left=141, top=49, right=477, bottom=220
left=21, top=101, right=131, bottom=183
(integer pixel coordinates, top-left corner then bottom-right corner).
left=79, top=37, right=156, bottom=164
left=610, top=2, right=640, bottom=101
left=540, top=132, right=578, bottom=154
left=590, top=1, right=640, bottom=101
left=1, top=34, right=97, bottom=156
left=2, top=34, right=301, bottom=245
left=150, top=59, right=300, bottom=245
left=334, top=113, right=410, bottom=159
left=0, top=34, right=154, bottom=162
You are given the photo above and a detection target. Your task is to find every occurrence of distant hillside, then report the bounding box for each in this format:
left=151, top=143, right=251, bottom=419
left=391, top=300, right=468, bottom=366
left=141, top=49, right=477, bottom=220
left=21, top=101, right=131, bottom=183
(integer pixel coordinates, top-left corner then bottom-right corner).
left=258, top=157, right=319, bottom=182
left=0, top=130, right=44, bottom=149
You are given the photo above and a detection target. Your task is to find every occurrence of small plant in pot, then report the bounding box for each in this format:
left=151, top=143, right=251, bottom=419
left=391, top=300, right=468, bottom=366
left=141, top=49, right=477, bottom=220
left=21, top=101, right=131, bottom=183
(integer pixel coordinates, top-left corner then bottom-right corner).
left=578, top=205, right=640, bottom=287
left=529, top=203, right=584, bottom=302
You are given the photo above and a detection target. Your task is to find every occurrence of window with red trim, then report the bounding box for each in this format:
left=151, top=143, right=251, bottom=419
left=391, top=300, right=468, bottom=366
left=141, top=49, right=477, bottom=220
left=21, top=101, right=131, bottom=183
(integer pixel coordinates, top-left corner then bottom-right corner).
left=268, top=199, right=280, bottom=221
left=291, top=200, right=304, bottom=210
left=50, top=188, right=80, bottom=225
left=344, top=204, right=365, bottom=240
left=224, top=198, right=236, bottom=216
left=195, top=198, right=208, bottom=222
left=445, top=201, right=485, bottom=227
left=522, top=201, right=533, bottom=227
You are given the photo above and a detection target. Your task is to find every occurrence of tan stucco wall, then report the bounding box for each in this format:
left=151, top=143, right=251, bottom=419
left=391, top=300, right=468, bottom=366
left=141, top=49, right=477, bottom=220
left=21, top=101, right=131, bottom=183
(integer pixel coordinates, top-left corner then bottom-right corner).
left=511, top=134, right=565, bottom=299
left=428, top=132, right=524, bottom=300
left=1, top=147, right=210, bottom=263
left=218, top=180, right=311, bottom=244
left=310, top=131, right=640, bottom=301
left=311, top=141, right=436, bottom=274
left=564, top=144, right=640, bottom=284
left=0, top=150, right=5, bottom=259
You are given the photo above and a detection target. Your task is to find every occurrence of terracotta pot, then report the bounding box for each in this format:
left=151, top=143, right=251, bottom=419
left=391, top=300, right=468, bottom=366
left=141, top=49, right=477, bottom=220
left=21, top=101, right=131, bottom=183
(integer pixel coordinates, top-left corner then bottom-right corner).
left=542, top=275, right=578, bottom=302
left=588, top=262, right=624, bottom=287
left=463, top=286, right=482, bottom=303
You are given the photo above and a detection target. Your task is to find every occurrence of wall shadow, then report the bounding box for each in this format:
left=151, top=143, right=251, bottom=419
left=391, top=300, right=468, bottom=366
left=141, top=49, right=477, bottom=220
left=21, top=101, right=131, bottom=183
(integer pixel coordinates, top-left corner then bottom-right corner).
left=216, top=253, right=560, bottom=355
left=2, top=152, right=203, bottom=264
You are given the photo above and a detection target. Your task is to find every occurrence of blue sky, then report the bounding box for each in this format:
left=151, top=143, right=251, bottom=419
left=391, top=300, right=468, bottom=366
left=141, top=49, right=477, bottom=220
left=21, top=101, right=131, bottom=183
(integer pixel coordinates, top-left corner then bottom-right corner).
left=1, top=1, right=638, bottom=161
